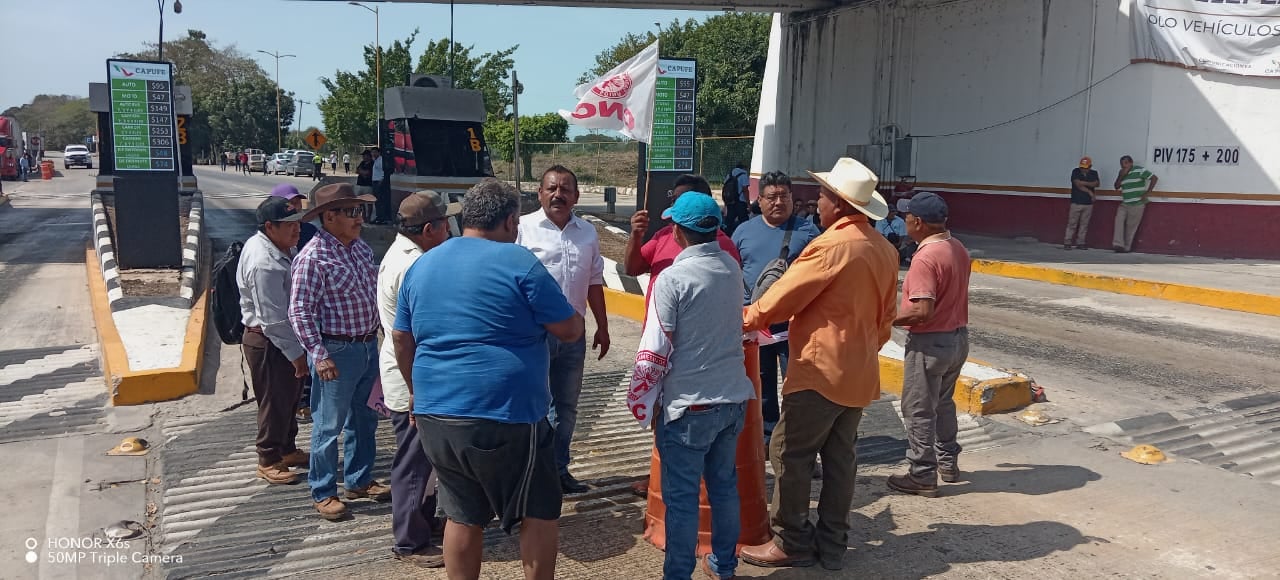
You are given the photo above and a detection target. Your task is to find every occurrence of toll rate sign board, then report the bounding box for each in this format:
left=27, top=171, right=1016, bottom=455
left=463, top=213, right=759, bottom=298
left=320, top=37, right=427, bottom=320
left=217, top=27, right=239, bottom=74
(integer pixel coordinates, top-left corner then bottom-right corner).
left=107, top=59, right=177, bottom=172
left=649, top=58, right=696, bottom=172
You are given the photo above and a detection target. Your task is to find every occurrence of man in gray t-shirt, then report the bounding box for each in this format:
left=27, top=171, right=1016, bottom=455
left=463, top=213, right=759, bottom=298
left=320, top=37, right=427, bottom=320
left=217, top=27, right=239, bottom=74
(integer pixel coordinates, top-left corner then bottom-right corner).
left=640, top=192, right=754, bottom=579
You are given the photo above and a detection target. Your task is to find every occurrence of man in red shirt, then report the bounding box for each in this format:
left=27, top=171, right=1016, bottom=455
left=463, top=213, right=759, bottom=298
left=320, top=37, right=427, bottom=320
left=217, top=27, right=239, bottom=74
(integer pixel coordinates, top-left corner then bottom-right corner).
left=624, top=174, right=741, bottom=292
left=889, top=192, right=971, bottom=498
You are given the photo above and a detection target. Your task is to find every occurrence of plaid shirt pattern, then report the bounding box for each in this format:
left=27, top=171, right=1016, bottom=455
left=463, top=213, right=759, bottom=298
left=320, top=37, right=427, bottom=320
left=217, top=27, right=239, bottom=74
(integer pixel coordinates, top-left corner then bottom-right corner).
left=288, top=228, right=381, bottom=364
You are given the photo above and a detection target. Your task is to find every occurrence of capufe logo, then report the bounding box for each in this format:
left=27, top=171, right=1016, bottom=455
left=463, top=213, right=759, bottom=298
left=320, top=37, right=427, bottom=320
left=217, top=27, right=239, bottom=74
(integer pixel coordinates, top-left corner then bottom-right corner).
left=113, top=65, right=135, bottom=77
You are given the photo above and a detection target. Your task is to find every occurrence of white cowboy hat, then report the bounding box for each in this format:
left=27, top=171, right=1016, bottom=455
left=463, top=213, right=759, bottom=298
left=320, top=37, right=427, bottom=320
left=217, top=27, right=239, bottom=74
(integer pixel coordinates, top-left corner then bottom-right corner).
left=806, top=157, right=888, bottom=221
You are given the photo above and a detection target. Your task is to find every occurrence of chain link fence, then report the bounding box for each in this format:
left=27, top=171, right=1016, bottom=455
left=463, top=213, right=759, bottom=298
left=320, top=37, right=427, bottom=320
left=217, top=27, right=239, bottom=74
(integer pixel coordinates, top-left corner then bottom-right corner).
left=490, top=136, right=754, bottom=188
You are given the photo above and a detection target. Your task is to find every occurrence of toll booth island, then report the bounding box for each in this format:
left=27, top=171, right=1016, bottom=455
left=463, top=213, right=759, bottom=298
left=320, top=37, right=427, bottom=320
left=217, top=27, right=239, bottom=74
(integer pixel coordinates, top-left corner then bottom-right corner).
left=384, top=75, right=495, bottom=211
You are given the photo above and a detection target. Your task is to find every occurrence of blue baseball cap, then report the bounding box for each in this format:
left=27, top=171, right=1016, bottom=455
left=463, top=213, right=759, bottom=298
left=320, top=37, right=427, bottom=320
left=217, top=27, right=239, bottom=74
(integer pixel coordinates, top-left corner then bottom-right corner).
left=661, top=193, right=722, bottom=233
left=905, top=192, right=948, bottom=223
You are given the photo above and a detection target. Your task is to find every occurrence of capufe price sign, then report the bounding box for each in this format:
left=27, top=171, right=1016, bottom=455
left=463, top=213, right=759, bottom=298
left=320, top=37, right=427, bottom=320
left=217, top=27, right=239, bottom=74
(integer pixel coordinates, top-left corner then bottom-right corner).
left=107, top=59, right=177, bottom=172
left=648, top=58, right=696, bottom=172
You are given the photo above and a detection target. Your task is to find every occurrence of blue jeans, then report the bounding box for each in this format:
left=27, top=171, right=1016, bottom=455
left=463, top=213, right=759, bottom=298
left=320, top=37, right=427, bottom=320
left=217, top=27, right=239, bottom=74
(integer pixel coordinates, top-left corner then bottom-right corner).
left=657, top=402, right=746, bottom=580
left=547, top=335, right=587, bottom=476
left=308, top=339, right=380, bottom=502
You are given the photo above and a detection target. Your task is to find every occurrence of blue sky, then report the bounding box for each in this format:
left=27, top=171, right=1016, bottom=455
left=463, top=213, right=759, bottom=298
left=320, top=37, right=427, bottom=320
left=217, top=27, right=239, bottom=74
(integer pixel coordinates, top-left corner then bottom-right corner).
left=3, top=0, right=717, bottom=136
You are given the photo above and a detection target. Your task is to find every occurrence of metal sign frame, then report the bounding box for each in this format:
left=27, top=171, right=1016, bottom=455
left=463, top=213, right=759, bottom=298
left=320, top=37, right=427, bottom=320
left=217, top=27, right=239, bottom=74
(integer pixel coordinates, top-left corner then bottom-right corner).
left=106, top=59, right=178, bottom=174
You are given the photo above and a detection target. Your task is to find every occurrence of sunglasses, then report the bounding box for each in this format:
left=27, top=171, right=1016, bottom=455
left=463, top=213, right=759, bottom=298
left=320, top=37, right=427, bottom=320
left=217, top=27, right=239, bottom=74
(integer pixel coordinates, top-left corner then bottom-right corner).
left=330, top=205, right=366, bottom=219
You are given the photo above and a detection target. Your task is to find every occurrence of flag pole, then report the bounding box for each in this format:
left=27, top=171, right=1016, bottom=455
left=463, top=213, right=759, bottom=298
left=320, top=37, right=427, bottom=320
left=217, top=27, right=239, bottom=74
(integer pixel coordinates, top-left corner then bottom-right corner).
left=639, top=40, right=659, bottom=212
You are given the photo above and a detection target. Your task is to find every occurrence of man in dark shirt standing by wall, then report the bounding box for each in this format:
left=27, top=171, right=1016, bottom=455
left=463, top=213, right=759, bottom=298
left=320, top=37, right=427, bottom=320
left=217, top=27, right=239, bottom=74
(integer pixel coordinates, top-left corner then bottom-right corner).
left=1063, top=156, right=1100, bottom=250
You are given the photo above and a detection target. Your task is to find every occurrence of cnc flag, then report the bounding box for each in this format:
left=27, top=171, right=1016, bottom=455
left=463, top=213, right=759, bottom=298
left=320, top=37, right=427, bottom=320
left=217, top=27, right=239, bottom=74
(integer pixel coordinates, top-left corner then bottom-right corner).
left=559, top=41, right=659, bottom=143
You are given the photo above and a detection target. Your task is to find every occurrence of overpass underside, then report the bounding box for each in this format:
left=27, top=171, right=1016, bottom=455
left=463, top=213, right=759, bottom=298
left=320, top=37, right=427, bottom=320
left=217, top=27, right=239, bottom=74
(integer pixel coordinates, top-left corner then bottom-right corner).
left=310, top=0, right=853, bottom=12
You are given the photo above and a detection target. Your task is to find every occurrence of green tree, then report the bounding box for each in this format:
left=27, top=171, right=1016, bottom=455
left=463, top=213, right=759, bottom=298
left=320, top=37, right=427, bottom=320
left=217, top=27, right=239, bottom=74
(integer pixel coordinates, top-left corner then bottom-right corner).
left=485, top=113, right=568, bottom=181
left=2, top=95, right=96, bottom=150
left=118, top=30, right=278, bottom=157
left=203, top=77, right=296, bottom=153
left=319, top=31, right=418, bottom=150
left=582, top=14, right=770, bottom=135
left=416, top=39, right=518, bottom=117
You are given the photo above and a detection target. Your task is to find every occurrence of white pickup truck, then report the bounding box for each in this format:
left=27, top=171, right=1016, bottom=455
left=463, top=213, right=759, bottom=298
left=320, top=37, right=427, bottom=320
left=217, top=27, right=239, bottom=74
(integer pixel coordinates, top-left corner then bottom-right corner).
left=64, top=145, right=93, bottom=169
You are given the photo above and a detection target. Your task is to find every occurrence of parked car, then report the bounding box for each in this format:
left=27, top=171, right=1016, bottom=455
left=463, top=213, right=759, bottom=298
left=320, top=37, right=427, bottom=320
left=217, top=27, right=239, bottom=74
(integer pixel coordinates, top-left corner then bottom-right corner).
left=64, top=145, right=93, bottom=169
left=285, top=152, right=315, bottom=177
left=248, top=153, right=267, bottom=173
left=266, top=153, right=290, bottom=174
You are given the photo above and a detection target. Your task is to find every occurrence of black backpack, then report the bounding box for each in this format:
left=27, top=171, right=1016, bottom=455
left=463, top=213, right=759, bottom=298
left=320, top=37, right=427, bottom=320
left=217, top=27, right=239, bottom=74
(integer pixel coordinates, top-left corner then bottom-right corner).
left=210, top=242, right=245, bottom=345
left=721, top=171, right=741, bottom=207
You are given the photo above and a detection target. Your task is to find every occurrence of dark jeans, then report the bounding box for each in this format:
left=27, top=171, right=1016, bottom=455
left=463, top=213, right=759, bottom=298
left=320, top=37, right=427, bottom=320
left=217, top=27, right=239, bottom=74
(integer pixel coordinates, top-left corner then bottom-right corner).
left=769, top=389, right=863, bottom=565
left=725, top=200, right=749, bottom=234
left=759, top=341, right=789, bottom=428
left=547, top=335, right=587, bottom=476
left=374, top=179, right=391, bottom=222
left=241, top=331, right=303, bottom=466
left=902, top=328, right=969, bottom=479
left=390, top=410, right=438, bottom=555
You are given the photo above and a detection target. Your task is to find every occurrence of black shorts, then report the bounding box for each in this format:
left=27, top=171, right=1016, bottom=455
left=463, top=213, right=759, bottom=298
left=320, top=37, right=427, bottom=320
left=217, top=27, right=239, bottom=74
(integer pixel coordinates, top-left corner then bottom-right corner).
left=416, top=415, right=562, bottom=534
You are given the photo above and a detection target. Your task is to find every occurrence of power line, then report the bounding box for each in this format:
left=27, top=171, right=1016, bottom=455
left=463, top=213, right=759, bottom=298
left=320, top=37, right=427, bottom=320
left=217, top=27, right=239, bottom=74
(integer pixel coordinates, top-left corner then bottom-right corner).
left=912, top=63, right=1132, bottom=139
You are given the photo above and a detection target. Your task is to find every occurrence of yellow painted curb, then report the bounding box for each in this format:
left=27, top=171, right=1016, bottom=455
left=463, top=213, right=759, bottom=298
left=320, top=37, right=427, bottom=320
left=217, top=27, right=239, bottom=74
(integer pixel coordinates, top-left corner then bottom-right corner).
left=603, top=288, right=1029, bottom=415
left=86, top=247, right=209, bottom=406
left=972, top=259, right=1280, bottom=318
left=604, top=288, right=646, bottom=322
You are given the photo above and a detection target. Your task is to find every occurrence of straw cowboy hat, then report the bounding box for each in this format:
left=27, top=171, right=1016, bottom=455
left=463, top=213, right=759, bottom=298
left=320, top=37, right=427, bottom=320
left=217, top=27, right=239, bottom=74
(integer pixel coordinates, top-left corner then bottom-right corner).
left=300, top=182, right=376, bottom=222
left=807, top=157, right=888, bottom=221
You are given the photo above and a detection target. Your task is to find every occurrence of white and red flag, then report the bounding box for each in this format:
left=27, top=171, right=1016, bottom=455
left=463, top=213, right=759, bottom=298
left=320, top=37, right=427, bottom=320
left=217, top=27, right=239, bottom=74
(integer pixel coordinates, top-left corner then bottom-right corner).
left=559, top=41, right=659, bottom=143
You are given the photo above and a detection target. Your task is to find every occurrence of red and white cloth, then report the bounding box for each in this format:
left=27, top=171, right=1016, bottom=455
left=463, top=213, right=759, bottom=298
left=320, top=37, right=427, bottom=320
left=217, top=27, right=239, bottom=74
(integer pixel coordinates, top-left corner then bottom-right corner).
left=627, top=293, right=673, bottom=428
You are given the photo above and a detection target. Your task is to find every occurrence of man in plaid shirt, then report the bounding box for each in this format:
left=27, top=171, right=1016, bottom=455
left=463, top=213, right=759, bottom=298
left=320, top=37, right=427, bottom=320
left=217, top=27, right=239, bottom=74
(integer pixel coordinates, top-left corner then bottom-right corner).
left=288, top=183, right=389, bottom=521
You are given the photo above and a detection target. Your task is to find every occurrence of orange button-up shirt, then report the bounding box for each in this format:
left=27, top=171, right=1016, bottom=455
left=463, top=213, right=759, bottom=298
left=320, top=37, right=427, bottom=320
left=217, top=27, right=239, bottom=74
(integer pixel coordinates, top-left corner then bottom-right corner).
left=743, top=214, right=899, bottom=409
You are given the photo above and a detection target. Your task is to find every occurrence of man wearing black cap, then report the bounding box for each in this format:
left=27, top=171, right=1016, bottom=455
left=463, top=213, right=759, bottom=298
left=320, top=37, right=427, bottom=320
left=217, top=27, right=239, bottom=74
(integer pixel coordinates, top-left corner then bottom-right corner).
left=890, top=192, right=971, bottom=498
left=377, top=190, right=460, bottom=567
left=288, top=183, right=387, bottom=521
left=238, top=197, right=309, bottom=485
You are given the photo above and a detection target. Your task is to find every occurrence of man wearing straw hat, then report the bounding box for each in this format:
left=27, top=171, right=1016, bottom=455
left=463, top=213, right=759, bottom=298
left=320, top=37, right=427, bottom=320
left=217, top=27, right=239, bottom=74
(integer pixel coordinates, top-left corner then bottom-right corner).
left=740, top=158, right=899, bottom=571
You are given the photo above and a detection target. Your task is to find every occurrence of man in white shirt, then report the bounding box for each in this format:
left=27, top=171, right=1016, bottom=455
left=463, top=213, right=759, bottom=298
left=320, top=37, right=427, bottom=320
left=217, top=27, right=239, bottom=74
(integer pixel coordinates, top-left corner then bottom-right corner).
left=377, top=190, right=460, bottom=568
left=237, top=197, right=310, bottom=485
left=371, top=146, right=388, bottom=224
left=517, top=165, right=611, bottom=494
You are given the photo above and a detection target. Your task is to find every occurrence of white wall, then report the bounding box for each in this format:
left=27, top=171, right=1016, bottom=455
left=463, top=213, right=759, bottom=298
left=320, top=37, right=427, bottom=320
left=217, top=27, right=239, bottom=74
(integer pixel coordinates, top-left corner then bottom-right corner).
left=760, top=0, right=1280, bottom=197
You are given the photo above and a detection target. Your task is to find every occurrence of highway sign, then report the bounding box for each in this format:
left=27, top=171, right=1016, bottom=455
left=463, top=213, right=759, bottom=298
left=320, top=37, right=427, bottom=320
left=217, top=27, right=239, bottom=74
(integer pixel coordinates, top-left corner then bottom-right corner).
left=649, top=58, right=696, bottom=172
left=107, top=59, right=176, bottom=172
left=304, top=128, right=327, bottom=151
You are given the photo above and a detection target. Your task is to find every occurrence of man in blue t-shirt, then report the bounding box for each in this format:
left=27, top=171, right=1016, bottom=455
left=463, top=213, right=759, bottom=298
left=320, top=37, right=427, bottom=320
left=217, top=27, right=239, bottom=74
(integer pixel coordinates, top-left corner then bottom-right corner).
left=391, top=179, right=583, bottom=578
left=731, top=171, right=821, bottom=436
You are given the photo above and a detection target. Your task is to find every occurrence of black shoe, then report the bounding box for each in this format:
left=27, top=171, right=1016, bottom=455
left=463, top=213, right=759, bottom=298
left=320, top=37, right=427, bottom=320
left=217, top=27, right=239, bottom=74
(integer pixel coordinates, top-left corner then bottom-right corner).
left=560, top=473, right=589, bottom=494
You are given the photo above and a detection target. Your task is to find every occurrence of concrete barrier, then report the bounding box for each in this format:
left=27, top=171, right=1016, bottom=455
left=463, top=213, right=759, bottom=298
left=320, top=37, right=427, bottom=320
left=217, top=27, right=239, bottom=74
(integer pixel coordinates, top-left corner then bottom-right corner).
left=87, top=247, right=210, bottom=406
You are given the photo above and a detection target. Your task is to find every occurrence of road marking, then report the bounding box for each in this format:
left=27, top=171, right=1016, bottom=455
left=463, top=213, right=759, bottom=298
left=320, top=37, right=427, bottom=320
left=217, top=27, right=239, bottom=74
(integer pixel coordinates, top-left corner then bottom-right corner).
left=0, top=346, right=97, bottom=387
left=0, top=378, right=106, bottom=428
left=40, top=437, right=84, bottom=579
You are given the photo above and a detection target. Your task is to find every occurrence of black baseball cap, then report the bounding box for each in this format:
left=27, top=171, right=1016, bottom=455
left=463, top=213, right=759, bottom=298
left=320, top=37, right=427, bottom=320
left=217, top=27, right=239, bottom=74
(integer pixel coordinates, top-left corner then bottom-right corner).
left=256, top=197, right=305, bottom=225
left=905, top=192, right=948, bottom=223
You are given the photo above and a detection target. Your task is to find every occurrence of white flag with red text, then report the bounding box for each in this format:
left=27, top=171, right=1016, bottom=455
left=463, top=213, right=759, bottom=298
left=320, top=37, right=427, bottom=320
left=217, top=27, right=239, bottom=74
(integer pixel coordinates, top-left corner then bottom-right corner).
left=558, top=41, right=658, bottom=144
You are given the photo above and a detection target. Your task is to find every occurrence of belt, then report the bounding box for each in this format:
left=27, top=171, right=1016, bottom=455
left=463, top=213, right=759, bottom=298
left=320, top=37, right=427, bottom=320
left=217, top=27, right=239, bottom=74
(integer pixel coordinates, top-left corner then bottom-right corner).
left=321, top=332, right=378, bottom=343
left=245, top=326, right=263, bottom=334
left=688, top=404, right=715, bottom=412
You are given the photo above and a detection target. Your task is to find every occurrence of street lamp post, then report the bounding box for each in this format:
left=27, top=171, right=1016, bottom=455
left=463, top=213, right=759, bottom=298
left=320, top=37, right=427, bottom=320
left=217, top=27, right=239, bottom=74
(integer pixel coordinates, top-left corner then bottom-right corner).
left=349, top=1, right=381, bottom=148
left=156, top=0, right=183, bottom=61
left=296, top=99, right=312, bottom=149
left=257, top=50, right=296, bottom=152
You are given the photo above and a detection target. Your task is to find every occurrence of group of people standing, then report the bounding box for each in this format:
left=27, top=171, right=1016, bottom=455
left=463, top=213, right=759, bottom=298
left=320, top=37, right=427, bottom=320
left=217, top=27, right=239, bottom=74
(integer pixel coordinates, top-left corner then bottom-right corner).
left=234, top=155, right=974, bottom=579
left=1064, top=155, right=1159, bottom=253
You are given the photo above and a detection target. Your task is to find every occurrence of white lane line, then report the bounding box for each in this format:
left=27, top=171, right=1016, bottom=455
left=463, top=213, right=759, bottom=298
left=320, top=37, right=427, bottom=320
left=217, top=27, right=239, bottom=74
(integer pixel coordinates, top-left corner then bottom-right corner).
left=40, top=437, right=85, bottom=580
left=0, top=346, right=97, bottom=387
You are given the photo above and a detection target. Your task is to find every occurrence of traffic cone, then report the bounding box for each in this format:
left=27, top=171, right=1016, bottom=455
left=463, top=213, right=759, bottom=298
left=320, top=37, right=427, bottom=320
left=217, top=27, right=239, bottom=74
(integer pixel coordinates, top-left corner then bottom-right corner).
left=642, top=340, right=772, bottom=555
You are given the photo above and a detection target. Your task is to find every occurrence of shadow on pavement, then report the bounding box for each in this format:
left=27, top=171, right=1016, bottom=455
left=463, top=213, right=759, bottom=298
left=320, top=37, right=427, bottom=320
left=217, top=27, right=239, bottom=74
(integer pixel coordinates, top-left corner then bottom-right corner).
left=919, top=463, right=1101, bottom=497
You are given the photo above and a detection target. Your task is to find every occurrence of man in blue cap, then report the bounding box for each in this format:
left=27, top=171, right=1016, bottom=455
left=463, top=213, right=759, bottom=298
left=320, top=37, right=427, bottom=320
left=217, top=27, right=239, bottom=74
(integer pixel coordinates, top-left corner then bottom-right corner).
left=271, top=184, right=319, bottom=250
left=630, top=192, right=754, bottom=580
left=890, top=192, right=971, bottom=498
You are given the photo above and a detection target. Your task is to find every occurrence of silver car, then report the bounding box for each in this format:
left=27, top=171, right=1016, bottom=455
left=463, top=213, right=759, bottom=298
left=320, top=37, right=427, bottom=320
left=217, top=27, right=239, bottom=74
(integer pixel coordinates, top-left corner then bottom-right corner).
left=285, top=152, right=315, bottom=177
left=266, top=153, right=290, bottom=174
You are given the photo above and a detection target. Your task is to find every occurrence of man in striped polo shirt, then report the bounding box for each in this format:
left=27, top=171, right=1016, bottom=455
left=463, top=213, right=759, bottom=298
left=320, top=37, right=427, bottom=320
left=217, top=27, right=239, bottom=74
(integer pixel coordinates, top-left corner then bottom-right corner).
left=1112, top=155, right=1159, bottom=253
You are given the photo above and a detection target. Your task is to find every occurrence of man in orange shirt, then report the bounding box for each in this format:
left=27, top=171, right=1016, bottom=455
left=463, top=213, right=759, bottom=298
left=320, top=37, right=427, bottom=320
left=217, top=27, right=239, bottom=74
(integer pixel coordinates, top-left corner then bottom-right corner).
left=740, top=158, right=899, bottom=571
left=889, top=192, right=971, bottom=498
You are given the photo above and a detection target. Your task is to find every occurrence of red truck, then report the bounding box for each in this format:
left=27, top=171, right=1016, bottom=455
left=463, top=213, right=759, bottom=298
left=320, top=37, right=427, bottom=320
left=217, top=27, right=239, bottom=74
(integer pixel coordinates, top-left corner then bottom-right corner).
left=0, top=116, right=24, bottom=180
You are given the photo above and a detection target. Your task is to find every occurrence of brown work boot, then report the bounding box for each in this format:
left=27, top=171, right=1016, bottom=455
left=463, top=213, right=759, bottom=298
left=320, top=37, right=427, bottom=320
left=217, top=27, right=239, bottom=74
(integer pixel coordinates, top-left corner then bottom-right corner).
left=740, top=542, right=814, bottom=568
left=280, top=450, right=310, bottom=468
left=887, top=473, right=939, bottom=498
left=345, top=481, right=392, bottom=501
left=939, top=467, right=961, bottom=483
left=394, top=546, right=444, bottom=568
left=314, top=496, right=349, bottom=521
left=256, top=463, right=299, bottom=485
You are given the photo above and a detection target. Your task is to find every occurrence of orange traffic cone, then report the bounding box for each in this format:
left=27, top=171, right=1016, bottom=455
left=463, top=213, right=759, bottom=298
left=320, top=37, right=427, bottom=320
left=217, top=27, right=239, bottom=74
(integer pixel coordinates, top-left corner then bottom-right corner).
left=642, top=340, right=772, bottom=555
